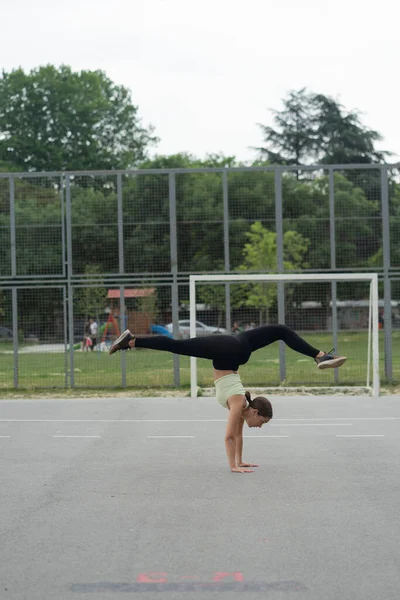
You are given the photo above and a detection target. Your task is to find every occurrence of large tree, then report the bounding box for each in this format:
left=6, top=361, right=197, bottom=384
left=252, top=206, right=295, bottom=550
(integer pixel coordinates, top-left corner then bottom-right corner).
left=257, top=89, right=316, bottom=165
left=0, top=65, right=158, bottom=171
left=237, top=221, right=309, bottom=324
left=257, top=88, right=389, bottom=165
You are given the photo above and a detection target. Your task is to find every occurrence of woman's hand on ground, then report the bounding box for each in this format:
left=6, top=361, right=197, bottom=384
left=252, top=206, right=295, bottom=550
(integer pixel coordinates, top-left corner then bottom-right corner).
left=231, top=466, right=254, bottom=473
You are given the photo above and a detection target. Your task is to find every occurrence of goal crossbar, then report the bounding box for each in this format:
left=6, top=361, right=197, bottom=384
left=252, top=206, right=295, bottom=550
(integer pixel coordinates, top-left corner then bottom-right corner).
left=189, top=273, right=380, bottom=398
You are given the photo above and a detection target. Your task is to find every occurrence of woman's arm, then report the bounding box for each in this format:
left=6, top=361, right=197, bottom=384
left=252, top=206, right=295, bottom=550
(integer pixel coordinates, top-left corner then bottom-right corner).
left=235, top=417, right=259, bottom=468
left=225, top=395, right=254, bottom=473
left=235, top=417, right=245, bottom=466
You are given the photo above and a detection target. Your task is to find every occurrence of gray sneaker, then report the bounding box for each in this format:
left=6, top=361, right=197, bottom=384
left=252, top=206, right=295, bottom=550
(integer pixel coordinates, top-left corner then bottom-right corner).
left=109, top=330, right=134, bottom=355
left=316, top=349, right=347, bottom=370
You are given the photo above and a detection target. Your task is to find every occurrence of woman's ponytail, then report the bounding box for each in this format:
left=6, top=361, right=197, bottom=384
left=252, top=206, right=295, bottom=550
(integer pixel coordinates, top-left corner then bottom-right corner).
left=244, top=390, right=253, bottom=406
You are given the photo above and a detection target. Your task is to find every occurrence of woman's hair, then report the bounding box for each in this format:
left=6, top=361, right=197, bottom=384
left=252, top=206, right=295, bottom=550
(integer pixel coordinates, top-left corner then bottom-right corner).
left=244, top=391, right=273, bottom=419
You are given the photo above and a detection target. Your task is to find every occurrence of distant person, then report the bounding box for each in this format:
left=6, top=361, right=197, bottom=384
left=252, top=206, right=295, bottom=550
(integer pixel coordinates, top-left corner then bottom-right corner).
left=89, top=317, right=98, bottom=350
left=232, top=321, right=243, bottom=335
left=82, top=318, right=91, bottom=352
left=109, top=324, right=347, bottom=473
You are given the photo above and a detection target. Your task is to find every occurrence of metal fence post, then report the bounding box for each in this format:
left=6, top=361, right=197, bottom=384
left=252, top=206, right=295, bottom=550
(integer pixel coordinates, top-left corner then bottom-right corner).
left=65, top=175, right=74, bottom=387
left=10, top=175, right=16, bottom=279
left=120, top=285, right=126, bottom=388
left=329, top=168, right=339, bottom=383
left=275, top=168, right=286, bottom=382
left=12, top=287, right=18, bottom=389
left=63, top=285, right=68, bottom=388
left=60, top=175, right=66, bottom=279
left=117, top=175, right=127, bottom=387
left=60, top=174, right=68, bottom=388
left=9, top=176, right=18, bottom=388
left=223, top=170, right=231, bottom=333
left=381, top=166, right=392, bottom=380
left=117, top=174, right=124, bottom=275
left=169, top=173, right=180, bottom=386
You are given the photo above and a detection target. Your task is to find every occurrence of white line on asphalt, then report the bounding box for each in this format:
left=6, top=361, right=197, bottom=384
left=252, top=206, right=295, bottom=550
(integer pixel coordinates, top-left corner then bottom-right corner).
left=274, top=418, right=398, bottom=422
left=0, top=417, right=399, bottom=423
left=52, top=435, right=101, bottom=438
left=0, top=435, right=11, bottom=438
left=0, top=419, right=226, bottom=423
left=147, top=436, right=195, bottom=439
left=244, top=435, right=289, bottom=438
left=273, top=418, right=399, bottom=421
left=336, top=434, right=385, bottom=438
left=271, top=423, right=353, bottom=427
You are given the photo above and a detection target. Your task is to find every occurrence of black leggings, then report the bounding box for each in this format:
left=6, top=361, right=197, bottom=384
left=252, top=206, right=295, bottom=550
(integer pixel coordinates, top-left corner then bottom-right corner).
left=135, top=325, right=320, bottom=370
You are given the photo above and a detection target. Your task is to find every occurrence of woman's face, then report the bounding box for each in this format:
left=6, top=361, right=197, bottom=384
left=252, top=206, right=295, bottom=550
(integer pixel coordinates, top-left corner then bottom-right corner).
left=247, top=411, right=271, bottom=428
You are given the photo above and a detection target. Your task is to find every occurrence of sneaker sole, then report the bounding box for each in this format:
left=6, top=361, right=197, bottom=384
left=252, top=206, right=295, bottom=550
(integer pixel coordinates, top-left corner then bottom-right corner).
left=109, top=330, right=132, bottom=355
left=317, top=356, right=347, bottom=369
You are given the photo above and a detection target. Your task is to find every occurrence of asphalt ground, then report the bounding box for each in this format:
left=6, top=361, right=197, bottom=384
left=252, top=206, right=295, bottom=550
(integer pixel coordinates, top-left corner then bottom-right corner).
left=1, top=394, right=400, bottom=600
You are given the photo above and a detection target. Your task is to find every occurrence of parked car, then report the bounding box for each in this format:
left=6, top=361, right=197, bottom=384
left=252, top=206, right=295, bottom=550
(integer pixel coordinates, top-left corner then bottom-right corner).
left=164, top=320, right=226, bottom=338
left=151, top=324, right=173, bottom=338
left=0, top=326, right=13, bottom=340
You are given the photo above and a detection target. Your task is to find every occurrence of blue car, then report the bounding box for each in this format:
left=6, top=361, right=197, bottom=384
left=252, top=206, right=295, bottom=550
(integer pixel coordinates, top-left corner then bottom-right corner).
left=151, top=324, right=173, bottom=338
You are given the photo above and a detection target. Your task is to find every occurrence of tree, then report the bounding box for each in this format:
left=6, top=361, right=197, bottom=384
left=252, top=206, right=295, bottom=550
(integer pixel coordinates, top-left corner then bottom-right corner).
left=0, top=65, right=158, bottom=171
left=313, top=94, right=387, bottom=164
left=74, top=265, right=108, bottom=320
left=369, top=178, right=400, bottom=268
left=257, top=88, right=316, bottom=165
left=279, top=172, right=381, bottom=309
left=280, top=173, right=381, bottom=271
left=257, top=88, right=390, bottom=166
left=134, top=153, right=228, bottom=273
left=0, top=288, right=5, bottom=318
left=237, top=221, right=309, bottom=324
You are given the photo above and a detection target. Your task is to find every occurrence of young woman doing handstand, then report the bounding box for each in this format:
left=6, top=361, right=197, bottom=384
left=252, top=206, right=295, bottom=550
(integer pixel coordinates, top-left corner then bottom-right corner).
left=109, top=325, right=347, bottom=473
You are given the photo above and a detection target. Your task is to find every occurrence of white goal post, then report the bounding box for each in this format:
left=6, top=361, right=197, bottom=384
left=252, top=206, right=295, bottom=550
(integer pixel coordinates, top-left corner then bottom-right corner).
left=189, top=273, right=380, bottom=398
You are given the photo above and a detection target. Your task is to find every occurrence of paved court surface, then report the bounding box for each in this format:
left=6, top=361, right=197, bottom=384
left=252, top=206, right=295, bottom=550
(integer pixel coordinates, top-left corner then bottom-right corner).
left=1, top=394, right=400, bottom=600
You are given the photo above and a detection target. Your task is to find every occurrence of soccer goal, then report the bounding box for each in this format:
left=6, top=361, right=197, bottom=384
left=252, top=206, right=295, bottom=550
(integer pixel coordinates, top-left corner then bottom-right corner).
left=189, top=273, right=380, bottom=398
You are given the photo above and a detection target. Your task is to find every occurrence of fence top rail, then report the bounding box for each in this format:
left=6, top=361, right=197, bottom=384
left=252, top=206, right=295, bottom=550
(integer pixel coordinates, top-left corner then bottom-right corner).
left=190, top=273, right=378, bottom=283
left=0, top=164, right=398, bottom=179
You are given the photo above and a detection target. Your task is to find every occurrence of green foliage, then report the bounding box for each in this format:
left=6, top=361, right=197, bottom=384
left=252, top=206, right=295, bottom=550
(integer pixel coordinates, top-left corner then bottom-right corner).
left=313, top=94, right=387, bottom=164
left=1, top=157, right=390, bottom=281
left=0, top=178, right=64, bottom=276
left=195, top=279, right=244, bottom=328
left=137, top=291, right=159, bottom=324
left=0, top=65, right=158, bottom=171
left=2, top=156, right=390, bottom=281
left=127, top=154, right=229, bottom=273
left=257, top=89, right=316, bottom=165
left=3, top=151, right=399, bottom=332
left=74, top=265, right=108, bottom=318
left=280, top=172, right=381, bottom=270
left=370, top=181, right=400, bottom=269
left=0, top=289, right=5, bottom=317
left=196, top=285, right=222, bottom=307
left=239, top=221, right=309, bottom=272
left=236, top=221, right=309, bottom=322
left=258, top=88, right=389, bottom=165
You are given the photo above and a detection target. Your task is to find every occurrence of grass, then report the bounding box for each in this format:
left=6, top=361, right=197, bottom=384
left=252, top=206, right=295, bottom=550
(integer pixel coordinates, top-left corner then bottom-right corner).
left=0, top=330, right=399, bottom=393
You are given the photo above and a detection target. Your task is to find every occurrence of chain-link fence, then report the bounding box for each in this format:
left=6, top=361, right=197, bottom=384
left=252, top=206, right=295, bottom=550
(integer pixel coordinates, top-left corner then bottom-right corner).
left=0, top=164, right=398, bottom=390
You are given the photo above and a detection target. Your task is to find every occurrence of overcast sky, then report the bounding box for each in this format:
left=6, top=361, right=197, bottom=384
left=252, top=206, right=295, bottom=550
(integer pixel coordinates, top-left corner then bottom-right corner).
left=2, top=0, right=399, bottom=163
